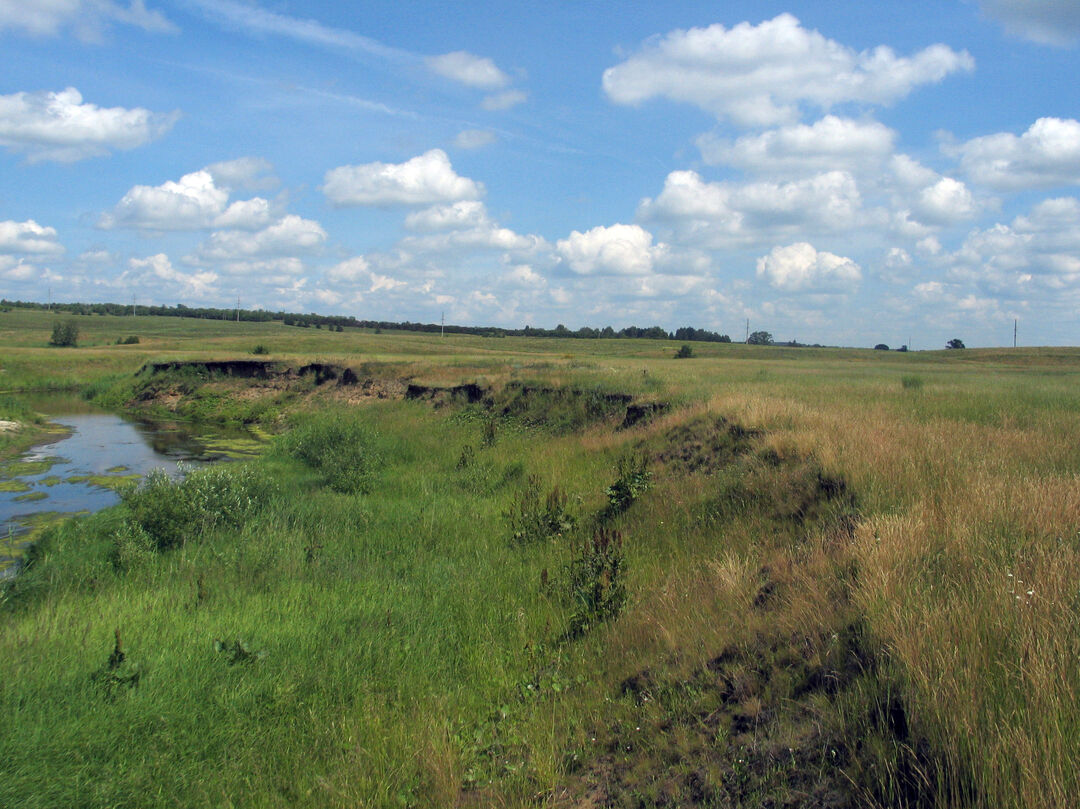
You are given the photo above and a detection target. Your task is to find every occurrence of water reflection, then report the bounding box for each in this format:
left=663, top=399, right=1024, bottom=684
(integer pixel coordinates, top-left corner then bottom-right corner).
left=1, top=394, right=260, bottom=571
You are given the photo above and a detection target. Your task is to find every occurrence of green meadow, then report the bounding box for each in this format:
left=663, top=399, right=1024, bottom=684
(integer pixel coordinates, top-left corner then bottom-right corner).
left=2, top=308, right=1079, bottom=807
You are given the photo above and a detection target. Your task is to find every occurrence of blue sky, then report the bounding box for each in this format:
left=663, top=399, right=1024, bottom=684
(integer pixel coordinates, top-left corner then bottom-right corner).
left=2, top=1, right=1080, bottom=347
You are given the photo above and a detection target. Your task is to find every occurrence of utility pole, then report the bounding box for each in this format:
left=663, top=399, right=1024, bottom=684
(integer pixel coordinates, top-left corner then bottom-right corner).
left=236, top=295, right=240, bottom=323
left=1014, top=318, right=1018, bottom=348
left=47, top=285, right=51, bottom=312
left=441, top=311, right=445, bottom=338
left=132, top=294, right=136, bottom=318
left=745, top=318, right=749, bottom=343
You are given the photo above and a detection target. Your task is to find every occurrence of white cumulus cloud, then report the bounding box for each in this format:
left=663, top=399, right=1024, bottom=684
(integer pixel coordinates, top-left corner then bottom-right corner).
left=0, top=87, right=178, bottom=162
left=915, top=177, right=977, bottom=224
left=0, top=219, right=64, bottom=254
left=101, top=169, right=229, bottom=230
left=206, top=156, right=279, bottom=192
left=427, top=51, right=509, bottom=89
left=602, top=14, right=973, bottom=126
left=557, top=224, right=665, bottom=276
left=756, top=242, right=862, bottom=292
left=404, top=200, right=489, bottom=232
left=698, top=115, right=896, bottom=175
left=101, top=163, right=276, bottom=231
left=955, top=118, right=1080, bottom=190
left=124, top=253, right=218, bottom=299
left=640, top=169, right=861, bottom=247
left=195, top=215, right=327, bottom=260
left=323, top=149, right=483, bottom=206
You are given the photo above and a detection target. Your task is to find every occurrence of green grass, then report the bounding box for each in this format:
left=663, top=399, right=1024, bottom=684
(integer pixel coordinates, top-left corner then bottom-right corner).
left=1, top=309, right=1080, bottom=807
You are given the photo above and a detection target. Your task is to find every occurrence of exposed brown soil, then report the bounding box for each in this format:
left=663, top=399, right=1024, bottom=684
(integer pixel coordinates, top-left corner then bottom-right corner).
left=130, top=361, right=671, bottom=432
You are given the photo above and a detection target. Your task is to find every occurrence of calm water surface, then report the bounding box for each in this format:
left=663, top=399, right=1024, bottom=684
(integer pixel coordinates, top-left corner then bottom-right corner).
left=1, top=394, right=259, bottom=572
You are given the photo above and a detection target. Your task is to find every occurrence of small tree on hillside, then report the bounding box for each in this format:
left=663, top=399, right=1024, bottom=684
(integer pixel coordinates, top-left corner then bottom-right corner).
left=49, top=319, right=79, bottom=347
left=874, top=343, right=890, bottom=350
left=946, top=338, right=966, bottom=349
left=747, top=330, right=773, bottom=345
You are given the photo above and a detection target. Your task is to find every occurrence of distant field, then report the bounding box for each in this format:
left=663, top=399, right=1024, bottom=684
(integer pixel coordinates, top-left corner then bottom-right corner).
left=2, top=308, right=1079, bottom=807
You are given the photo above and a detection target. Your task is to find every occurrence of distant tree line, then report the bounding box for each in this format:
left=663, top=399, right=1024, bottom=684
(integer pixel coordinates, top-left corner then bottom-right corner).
left=1, top=299, right=735, bottom=344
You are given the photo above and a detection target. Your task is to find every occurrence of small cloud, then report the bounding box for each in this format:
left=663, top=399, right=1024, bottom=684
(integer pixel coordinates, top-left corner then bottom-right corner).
left=0, top=87, right=178, bottom=163
left=756, top=242, right=861, bottom=292
left=0, top=219, right=64, bottom=255
left=557, top=223, right=665, bottom=276
left=0, top=0, right=177, bottom=41
left=427, top=51, right=510, bottom=89
left=482, top=90, right=527, bottom=111
left=454, top=129, right=497, bottom=149
left=322, top=149, right=483, bottom=206
left=979, top=0, right=1080, bottom=46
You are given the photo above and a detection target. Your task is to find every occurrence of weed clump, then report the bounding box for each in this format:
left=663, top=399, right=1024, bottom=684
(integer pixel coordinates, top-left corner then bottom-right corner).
left=119, top=464, right=275, bottom=551
left=901, top=374, right=924, bottom=391
left=115, top=335, right=140, bottom=345
left=90, top=628, right=141, bottom=700
left=251, top=344, right=269, bottom=355
left=274, top=411, right=383, bottom=494
left=506, top=476, right=576, bottom=545
left=604, top=453, right=651, bottom=518
left=566, top=526, right=627, bottom=637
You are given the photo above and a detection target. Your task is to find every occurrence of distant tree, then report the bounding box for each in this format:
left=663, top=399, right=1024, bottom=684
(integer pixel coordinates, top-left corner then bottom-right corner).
left=897, top=345, right=908, bottom=352
left=674, top=344, right=694, bottom=359
left=747, top=330, right=773, bottom=345
left=946, top=338, right=966, bottom=349
left=49, top=319, right=79, bottom=347
left=874, top=343, right=890, bottom=351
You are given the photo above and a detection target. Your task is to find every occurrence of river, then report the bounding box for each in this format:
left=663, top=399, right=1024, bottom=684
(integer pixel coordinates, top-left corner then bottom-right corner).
left=0, top=394, right=261, bottom=575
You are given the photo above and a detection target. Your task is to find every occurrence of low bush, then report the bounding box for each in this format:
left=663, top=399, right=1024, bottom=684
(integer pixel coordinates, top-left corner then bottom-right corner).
left=119, top=464, right=275, bottom=551
left=115, top=335, right=140, bottom=345
left=273, top=411, right=383, bottom=493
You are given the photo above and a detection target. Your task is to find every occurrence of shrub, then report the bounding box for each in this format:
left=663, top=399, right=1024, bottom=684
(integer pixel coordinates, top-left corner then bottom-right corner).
left=115, top=335, right=140, bottom=345
left=119, top=464, right=275, bottom=551
left=674, top=344, right=693, bottom=359
left=274, top=411, right=382, bottom=494
left=48, top=319, right=79, bottom=347
left=901, top=374, right=924, bottom=391
left=874, top=343, right=889, bottom=351
left=251, top=344, right=270, bottom=355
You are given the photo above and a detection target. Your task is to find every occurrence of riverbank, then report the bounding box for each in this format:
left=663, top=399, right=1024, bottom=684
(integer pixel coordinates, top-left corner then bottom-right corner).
left=2, top=310, right=1080, bottom=808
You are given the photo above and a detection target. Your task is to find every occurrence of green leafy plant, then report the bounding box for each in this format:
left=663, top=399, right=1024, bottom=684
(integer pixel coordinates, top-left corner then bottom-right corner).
left=566, top=526, right=627, bottom=637
left=605, top=453, right=651, bottom=517
left=506, top=476, right=576, bottom=545
left=119, top=464, right=275, bottom=551
left=674, top=344, right=694, bottom=359
left=251, top=344, right=269, bottom=355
